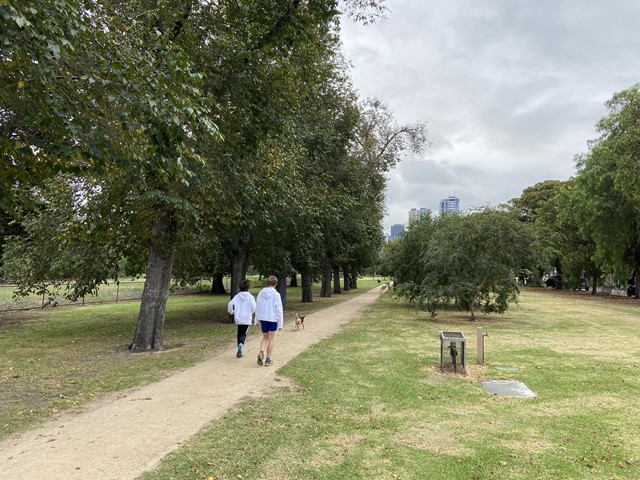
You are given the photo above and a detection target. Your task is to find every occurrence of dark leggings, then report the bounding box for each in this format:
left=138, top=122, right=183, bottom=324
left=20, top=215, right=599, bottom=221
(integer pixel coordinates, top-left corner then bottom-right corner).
left=237, top=324, right=250, bottom=345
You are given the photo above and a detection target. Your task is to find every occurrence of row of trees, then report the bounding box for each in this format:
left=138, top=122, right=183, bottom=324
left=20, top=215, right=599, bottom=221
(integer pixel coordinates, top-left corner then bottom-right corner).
left=511, top=85, right=640, bottom=295
left=1, top=1, right=427, bottom=350
left=380, top=83, right=640, bottom=318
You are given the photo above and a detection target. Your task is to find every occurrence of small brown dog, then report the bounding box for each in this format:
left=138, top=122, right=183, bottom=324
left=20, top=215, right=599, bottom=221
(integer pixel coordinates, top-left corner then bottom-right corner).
left=294, top=313, right=306, bottom=330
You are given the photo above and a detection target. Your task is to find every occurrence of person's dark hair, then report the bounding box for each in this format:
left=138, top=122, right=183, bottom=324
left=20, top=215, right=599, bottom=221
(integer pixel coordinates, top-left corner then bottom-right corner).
left=240, top=280, right=251, bottom=291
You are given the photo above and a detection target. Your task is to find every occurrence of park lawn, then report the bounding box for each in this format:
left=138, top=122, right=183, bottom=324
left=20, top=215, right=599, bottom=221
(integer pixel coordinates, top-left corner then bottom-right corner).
left=141, top=289, right=640, bottom=480
left=0, top=279, right=381, bottom=441
left=0, top=277, right=214, bottom=311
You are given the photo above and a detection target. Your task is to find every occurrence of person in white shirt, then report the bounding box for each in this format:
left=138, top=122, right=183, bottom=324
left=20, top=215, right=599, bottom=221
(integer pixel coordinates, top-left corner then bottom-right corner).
left=227, top=279, right=256, bottom=358
left=254, top=275, right=284, bottom=367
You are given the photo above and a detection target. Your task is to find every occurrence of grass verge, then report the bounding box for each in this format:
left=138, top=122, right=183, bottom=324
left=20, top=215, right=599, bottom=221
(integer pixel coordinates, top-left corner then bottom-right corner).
left=0, top=277, right=213, bottom=311
left=0, top=279, right=381, bottom=441
left=140, top=289, right=640, bottom=480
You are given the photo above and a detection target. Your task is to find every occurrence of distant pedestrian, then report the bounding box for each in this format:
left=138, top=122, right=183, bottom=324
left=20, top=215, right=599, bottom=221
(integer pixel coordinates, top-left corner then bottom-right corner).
left=255, top=275, right=283, bottom=367
left=227, top=279, right=256, bottom=358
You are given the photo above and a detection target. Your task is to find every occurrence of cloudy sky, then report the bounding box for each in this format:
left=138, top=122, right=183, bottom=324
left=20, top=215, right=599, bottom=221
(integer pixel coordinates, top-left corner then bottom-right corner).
left=340, top=0, right=640, bottom=230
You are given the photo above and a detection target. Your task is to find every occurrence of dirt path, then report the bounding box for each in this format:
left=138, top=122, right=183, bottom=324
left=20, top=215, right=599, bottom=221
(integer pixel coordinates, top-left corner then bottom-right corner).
left=0, top=287, right=382, bottom=480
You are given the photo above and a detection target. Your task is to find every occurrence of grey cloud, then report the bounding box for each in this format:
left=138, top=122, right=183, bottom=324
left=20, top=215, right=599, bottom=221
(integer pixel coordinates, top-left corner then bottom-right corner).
left=341, top=0, right=640, bottom=228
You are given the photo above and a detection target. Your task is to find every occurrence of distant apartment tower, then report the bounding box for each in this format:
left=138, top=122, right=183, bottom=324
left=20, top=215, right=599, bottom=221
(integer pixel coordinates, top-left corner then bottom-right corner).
left=440, top=195, right=460, bottom=214
left=408, top=207, right=428, bottom=222
left=389, top=223, right=405, bottom=240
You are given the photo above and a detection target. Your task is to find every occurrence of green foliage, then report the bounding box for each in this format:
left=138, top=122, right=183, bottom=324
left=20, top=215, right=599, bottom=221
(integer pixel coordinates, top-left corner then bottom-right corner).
left=510, top=179, right=564, bottom=226
left=1, top=0, right=394, bottom=349
left=2, top=176, right=128, bottom=302
left=554, top=179, right=603, bottom=289
left=566, top=85, right=640, bottom=285
left=390, top=208, right=545, bottom=318
left=1, top=0, right=88, bottom=208
left=509, top=179, right=598, bottom=289
left=0, top=1, right=219, bottom=210
left=508, top=85, right=640, bottom=293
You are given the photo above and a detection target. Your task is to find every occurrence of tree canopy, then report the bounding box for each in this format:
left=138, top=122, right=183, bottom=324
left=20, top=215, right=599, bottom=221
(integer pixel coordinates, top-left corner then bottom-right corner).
left=388, top=208, right=545, bottom=319
left=1, top=0, right=402, bottom=350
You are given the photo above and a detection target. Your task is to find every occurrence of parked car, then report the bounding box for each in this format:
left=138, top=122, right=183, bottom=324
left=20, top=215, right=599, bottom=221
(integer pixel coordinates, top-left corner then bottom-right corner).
left=579, top=277, right=590, bottom=291
left=545, top=275, right=562, bottom=289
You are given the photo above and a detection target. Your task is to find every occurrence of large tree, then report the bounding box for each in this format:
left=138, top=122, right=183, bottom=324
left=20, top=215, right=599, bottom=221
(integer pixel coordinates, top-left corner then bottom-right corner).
left=2, top=1, right=222, bottom=351
left=392, top=208, right=545, bottom=319
left=317, top=97, right=428, bottom=297
left=510, top=180, right=568, bottom=287
left=568, top=141, right=640, bottom=296
left=554, top=179, right=603, bottom=293
left=2, top=0, right=392, bottom=351
left=560, top=85, right=640, bottom=298
left=193, top=1, right=390, bottom=301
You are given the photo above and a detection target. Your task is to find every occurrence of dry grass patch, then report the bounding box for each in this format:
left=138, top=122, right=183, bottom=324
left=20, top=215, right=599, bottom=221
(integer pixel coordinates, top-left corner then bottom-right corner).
left=306, top=433, right=366, bottom=469
left=528, top=393, right=631, bottom=418
left=395, top=424, right=474, bottom=456
left=504, top=437, right=555, bottom=453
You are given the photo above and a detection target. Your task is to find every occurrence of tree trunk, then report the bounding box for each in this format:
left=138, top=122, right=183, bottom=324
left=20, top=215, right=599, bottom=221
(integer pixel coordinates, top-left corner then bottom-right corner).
left=590, top=274, right=597, bottom=295
left=210, top=273, right=227, bottom=295
left=229, top=251, right=249, bottom=298
left=320, top=266, right=332, bottom=297
left=228, top=229, right=252, bottom=298
left=277, top=265, right=287, bottom=309
left=351, top=271, right=358, bottom=289
left=289, top=272, right=298, bottom=287
left=301, top=270, right=313, bottom=302
left=333, top=267, right=341, bottom=294
left=131, top=215, right=177, bottom=352
left=343, top=270, right=351, bottom=292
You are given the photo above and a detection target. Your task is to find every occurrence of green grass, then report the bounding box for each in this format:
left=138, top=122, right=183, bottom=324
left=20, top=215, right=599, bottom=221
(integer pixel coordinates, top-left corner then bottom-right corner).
left=139, top=289, right=640, bottom=480
left=0, top=277, right=214, bottom=311
left=0, top=279, right=381, bottom=440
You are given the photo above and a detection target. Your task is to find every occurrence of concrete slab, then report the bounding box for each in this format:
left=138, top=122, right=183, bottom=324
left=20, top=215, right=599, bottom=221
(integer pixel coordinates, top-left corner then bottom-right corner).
left=481, top=380, right=537, bottom=398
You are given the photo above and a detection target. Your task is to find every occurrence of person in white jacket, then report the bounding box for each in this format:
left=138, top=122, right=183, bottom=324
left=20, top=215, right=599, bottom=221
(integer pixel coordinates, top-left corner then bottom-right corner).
left=227, top=279, right=256, bottom=358
left=255, top=275, right=284, bottom=367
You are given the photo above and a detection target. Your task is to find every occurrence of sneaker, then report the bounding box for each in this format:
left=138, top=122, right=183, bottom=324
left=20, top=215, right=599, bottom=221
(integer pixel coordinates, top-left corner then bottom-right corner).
left=257, top=351, right=264, bottom=366
left=264, top=358, right=273, bottom=367
left=236, top=343, right=243, bottom=358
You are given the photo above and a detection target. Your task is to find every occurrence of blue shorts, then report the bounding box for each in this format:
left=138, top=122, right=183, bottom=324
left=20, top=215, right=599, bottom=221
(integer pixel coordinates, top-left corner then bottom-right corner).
left=260, top=320, right=278, bottom=333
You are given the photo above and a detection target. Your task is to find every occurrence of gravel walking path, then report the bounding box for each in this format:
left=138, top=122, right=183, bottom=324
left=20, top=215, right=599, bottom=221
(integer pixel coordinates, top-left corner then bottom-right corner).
left=0, top=287, right=382, bottom=480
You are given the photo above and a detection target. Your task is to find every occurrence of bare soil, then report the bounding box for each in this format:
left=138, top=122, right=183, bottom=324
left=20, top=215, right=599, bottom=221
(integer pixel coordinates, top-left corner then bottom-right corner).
left=0, top=287, right=382, bottom=480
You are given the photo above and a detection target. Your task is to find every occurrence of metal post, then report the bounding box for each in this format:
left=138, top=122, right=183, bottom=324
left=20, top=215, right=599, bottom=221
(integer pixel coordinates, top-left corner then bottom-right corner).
left=477, top=327, right=484, bottom=364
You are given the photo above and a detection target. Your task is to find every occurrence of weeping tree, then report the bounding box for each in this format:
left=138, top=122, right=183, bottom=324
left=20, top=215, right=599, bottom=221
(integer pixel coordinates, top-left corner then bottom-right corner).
left=392, top=208, right=547, bottom=320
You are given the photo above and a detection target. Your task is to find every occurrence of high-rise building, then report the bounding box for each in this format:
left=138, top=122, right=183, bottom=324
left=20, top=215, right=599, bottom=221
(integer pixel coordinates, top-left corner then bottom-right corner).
left=389, top=223, right=405, bottom=240
left=409, top=208, right=428, bottom=222
left=439, top=196, right=460, bottom=214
